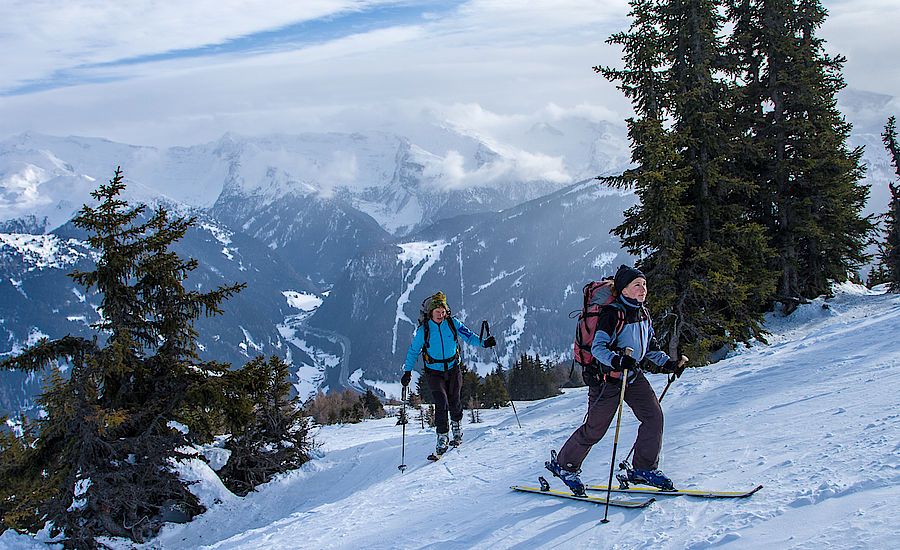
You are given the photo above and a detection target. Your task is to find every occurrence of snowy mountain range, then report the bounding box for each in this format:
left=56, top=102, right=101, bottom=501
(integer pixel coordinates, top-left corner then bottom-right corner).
left=309, top=181, right=635, bottom=389
left=0, top=88, right=896, bottom=413
left=2, top=283, right=897, bottom=549
left=0, top=123, right=630, bottom=413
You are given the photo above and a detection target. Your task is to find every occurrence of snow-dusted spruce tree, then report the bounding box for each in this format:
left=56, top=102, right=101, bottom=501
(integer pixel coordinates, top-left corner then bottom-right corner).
left=877, top=117, right=900, bottom=290
left=0, top=168, right=308, bottom=549
left=0, top=168, right=241, bottom=548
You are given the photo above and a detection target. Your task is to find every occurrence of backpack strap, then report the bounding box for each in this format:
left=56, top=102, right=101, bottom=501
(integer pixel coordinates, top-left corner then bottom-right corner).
left=601, top=302, right=627, bottom=344
left=421, top=317, right=460, bottom=368
left=422, top=315, right=460, bottom=344
left=447, top=316, right=459, bottom=342
left=423, top=351, right=460, bottom=366
left=601, top=306, right=630, bottom=384
left=613, top=306, right=626, bottom=342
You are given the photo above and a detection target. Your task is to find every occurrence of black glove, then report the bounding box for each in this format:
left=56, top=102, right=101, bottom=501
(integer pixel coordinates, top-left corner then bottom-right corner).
left=664, top=359, right=686, bottom=378
left=582, top=362, right=602, bottom=386
left=610, top=352, right=637, bottom=373
left=401, top=371, right=411, bottom=387
left=483, top=336, right=496, bottom=348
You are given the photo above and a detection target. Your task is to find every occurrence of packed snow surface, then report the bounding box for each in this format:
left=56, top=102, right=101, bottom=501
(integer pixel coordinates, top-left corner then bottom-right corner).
left=2, top=284, right=898, bottom=549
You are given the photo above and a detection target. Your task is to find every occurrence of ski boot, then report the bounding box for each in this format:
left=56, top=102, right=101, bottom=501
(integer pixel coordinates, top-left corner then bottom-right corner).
left=450, top=420, right=463, bottom=447
left=617, top=462, right=675, bottom=491
left=428, top=432, right=450, bottom=461
left=616, top=460, right=633, bottom=489
left=435, top=432, right=450, bottom=455
left=544, top=450, right=586, bottom=496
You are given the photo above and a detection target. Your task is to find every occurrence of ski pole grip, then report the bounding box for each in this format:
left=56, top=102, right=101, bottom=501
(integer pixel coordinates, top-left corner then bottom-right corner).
left=402, top=385, right=408, bottom=402
left=480, top=320, right=490, bottom=340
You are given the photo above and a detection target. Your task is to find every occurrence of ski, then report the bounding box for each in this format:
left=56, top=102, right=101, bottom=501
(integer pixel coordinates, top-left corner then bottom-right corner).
left=511, top=484, right=655, bottom=508
left=585, top=484, right=763, bottom=499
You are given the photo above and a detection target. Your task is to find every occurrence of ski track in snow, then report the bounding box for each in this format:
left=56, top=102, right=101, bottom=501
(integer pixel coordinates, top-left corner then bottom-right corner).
left=2, top=286, right=899, bottom=549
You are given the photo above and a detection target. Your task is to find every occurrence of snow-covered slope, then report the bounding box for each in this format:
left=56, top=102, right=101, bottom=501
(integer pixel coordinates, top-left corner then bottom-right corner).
left=5, top=284, right=896, bottom=549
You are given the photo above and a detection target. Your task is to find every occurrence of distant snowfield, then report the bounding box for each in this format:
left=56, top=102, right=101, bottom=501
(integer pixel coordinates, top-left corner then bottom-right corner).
left=0, top=233, right=91, bottom=271
left=282, top=291, right=323, bottom=312
left=2, top=284, right=899, bottom=549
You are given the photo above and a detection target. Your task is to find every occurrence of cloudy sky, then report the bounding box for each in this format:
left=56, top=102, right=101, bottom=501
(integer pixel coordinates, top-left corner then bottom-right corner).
left=0, top=0, right=897, bottom=148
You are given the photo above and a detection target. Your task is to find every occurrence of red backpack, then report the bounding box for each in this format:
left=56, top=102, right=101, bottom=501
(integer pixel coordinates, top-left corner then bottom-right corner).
left=572, top=279, right=626, bottom=367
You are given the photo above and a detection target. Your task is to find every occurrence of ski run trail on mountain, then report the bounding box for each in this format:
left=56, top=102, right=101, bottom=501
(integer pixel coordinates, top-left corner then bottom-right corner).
left=2, top=283, right=898, bottom=549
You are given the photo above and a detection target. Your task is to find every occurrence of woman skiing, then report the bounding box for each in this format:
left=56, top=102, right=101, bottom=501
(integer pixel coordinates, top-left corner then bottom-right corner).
left=546, top=265, right=686, bottom=494
left=401, top=291, right=496, bottom=458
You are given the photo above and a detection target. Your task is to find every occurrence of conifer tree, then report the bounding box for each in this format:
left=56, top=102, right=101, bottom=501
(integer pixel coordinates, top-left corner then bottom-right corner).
left=598, top=0, right=685, bottom=357
left=460, top=364, right=482, bottom=410
left=878, top=116, right=900, bottom=290
left=507, top=354, right=558, bottom=400
left=361, top=388, right=387, bottom=418
left=218, top=356, right=311, bottom=496
left=415, top=374, right=433, bottom=404
left=479, top=366, right=509, bottom=409
left=727, top=0, right=873, bottom=308
left=599, top=0, right=772, bottom=360
left=0, top=168, right=247, bottom=548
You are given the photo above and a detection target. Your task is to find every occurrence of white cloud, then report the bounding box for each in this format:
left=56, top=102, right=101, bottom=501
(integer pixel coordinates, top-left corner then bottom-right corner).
left=0, top=1, right=384, bottom=89
left=419, top=143, right=571, bottom=191
left=0, top=0, right=894, bottom=159
left=820, top=0, right=900, bottom=96
left=424, top=150, right=467, bottom=188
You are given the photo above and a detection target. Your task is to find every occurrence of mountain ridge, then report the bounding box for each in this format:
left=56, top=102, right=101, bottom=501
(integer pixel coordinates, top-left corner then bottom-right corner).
left=0, top=99, right=895, bottom=411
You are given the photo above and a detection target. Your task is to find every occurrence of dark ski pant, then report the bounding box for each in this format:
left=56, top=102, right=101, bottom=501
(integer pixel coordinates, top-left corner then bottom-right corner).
left=425, top=365, right=463, bottom=434
left=557, top=371, right=664, bottom=472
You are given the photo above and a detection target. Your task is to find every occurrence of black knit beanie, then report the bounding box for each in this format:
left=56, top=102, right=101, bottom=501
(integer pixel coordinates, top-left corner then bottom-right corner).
left=613, top=265, right=645, bottom=293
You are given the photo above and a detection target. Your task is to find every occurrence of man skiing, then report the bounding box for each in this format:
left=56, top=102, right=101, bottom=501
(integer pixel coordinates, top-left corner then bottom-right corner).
left=401, top=291, right=496, bottom=459
left=546, top=265, right=687, bottom=494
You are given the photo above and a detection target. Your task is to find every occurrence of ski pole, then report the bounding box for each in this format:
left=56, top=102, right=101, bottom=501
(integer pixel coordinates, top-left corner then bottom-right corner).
left=398, top=385, right=408, bottom=473
left=621, top=355, right=687, bottom=467
left=601, top=347, right=632, bottom=524
left=482, top=320, right=521, bottom=428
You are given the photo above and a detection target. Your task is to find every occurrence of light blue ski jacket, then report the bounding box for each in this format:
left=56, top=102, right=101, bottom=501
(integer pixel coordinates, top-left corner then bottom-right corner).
left=403, top=317, right=486, bottom=372
left=591, top=297, right=670, bottom=383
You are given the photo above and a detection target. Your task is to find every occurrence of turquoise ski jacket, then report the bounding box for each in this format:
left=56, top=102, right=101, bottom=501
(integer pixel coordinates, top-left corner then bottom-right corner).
left=403, top=317, right=486, bottom=372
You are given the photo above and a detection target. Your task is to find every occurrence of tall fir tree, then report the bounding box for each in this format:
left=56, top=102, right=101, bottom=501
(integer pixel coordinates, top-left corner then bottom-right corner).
left=727, top=0, right=874, bottom=309
left=878, top=116, right=900, bottom=290
left=599, top=0, right=772, bottom=361
left=599, top=0, right=686, bottom=357
left=0, top=168, right=249, bottom=548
